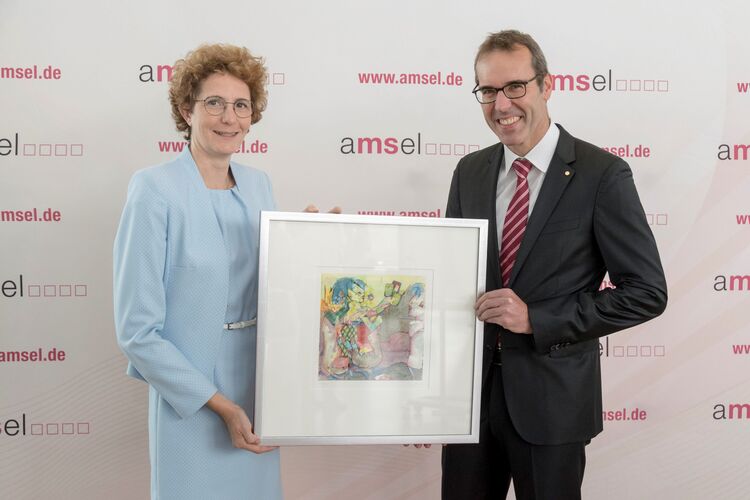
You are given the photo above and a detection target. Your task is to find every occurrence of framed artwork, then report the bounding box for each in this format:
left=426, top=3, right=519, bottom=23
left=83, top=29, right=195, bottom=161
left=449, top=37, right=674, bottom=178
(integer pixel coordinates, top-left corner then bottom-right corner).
left=255, top=212, right=487, bottom=445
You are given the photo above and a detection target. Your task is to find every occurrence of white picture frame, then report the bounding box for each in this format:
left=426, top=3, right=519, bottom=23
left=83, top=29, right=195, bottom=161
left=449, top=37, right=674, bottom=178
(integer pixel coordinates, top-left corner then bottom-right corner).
left=255, top=211, right=487, bottom=445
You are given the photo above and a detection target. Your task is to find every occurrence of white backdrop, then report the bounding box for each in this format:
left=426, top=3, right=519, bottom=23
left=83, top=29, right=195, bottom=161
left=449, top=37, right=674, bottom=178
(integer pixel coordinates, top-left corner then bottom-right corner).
left=1, top=1, right=749, bottom=498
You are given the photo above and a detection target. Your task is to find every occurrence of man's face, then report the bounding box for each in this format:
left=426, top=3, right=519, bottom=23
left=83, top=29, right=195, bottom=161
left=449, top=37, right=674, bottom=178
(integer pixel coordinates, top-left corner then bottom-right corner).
left=475, top=47, right=552, bottom=157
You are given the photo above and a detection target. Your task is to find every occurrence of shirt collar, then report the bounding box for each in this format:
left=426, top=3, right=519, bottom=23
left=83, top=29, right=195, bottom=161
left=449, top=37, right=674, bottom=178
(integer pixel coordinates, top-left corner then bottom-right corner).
left=502, top=121, right=560, bottom=177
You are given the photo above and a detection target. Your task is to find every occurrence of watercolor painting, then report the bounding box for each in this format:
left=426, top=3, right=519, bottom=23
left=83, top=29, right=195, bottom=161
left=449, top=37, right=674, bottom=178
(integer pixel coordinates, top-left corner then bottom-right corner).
left=319, top=273, right=428, bottom=381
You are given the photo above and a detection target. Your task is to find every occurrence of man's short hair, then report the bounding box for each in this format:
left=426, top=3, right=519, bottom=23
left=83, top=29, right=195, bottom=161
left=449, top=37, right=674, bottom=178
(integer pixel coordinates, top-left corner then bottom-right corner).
left=474, top=30, right=549, bottom=87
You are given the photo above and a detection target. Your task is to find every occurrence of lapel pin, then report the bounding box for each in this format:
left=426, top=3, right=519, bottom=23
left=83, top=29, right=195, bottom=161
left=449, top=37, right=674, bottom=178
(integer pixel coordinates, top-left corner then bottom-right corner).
left=564, top=170, right=571, bottom=176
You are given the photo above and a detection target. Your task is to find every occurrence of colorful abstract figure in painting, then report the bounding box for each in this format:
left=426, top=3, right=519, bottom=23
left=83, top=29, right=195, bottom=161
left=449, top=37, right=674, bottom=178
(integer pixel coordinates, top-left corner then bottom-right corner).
left=319, top=274, right=427, bottom=381
left=405, top=282, right=425, bottom=375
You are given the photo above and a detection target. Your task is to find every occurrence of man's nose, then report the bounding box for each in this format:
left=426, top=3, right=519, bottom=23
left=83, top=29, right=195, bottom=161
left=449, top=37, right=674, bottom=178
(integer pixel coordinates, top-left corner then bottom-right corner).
left=494, top=93, right=513, bottom=113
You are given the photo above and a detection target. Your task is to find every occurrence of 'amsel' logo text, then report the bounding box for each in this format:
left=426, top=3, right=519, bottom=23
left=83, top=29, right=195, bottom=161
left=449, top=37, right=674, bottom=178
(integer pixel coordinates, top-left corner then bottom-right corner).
left=1, top=274, right=88, bottom=298
left=0, top=132, right=83, bottom=158
left=713, top=403, right=750, bottom=420
left=139, top=64, right=286, bottom=85
left=713, top=274, right=750, bottom=291
left=717, top=144, right=750, bottom=161
left=340, top=132, right=479, bottom=156
left=550, top=70, right=669, bottom=92
left=1, top=413, right=90, bottom=437
left=599, top=336, right=665, bottom=359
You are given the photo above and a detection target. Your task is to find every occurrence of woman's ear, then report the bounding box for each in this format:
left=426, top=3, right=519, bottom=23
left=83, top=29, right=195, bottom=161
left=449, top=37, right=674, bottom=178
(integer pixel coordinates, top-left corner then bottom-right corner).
left=179, top=106, right=192, bottom=127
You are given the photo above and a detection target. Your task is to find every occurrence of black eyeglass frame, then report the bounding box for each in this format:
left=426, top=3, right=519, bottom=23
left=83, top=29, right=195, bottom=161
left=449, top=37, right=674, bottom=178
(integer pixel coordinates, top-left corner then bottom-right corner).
left=471, top=74, right=542, bottom=104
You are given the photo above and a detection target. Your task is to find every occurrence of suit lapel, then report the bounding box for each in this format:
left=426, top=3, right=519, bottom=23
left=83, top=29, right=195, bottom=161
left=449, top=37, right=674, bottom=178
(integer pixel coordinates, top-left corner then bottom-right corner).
left=508, top=126, right=576, bottom=286
left=482, top=145, right=504, bottom=289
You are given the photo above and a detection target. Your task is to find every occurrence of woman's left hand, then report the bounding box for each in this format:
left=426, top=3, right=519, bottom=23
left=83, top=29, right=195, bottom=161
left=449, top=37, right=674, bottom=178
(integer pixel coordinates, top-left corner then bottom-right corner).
left=207, top=392, right=277, bottom=454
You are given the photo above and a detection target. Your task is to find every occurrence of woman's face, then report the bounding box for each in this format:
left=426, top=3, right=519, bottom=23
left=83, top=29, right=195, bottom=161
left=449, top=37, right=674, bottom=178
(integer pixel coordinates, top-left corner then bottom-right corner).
left=181, top=72, right=252, bottom=161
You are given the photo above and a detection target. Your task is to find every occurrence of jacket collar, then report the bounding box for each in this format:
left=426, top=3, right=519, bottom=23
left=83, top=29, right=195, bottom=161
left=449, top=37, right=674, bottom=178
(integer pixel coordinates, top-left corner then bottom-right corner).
left=176, top=147, right=251, bottom=200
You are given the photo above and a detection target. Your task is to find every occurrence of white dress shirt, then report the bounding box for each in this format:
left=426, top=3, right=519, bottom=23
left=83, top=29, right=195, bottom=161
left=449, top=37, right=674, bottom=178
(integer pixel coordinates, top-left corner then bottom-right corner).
left=495, top=122, right=561, bottom=252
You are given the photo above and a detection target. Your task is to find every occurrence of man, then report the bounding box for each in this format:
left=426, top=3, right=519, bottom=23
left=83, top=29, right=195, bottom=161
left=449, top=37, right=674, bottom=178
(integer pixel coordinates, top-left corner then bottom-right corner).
left=442, top=30, right=667, bottom=499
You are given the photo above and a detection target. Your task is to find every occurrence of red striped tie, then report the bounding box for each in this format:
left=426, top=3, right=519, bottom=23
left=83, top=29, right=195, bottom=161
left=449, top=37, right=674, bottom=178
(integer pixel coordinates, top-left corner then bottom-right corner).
left=500, top=158, right=533, bottom=287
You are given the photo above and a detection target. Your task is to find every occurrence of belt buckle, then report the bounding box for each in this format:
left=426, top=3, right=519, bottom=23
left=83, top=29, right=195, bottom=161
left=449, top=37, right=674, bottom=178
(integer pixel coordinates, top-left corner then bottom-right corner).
left=492, top=343, right=502, bottom=366
left=223, top=318, right=257, bottom=330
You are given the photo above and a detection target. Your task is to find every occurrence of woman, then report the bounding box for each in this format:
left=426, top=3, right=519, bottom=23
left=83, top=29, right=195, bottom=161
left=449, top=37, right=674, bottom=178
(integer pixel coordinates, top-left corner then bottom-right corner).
left=113, top=44, right=281, bottom=499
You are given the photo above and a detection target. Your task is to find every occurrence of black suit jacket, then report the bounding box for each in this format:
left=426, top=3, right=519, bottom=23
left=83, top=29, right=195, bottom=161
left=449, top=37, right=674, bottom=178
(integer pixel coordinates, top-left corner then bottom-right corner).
left=446, top=125, right=667, bottom=445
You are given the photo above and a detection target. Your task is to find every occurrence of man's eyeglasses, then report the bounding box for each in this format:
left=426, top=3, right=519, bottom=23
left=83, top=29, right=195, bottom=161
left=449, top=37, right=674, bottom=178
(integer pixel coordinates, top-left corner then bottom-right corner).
left=472, top=75, right=541, bottom=104
left=194, top=96, right=252, bottom=118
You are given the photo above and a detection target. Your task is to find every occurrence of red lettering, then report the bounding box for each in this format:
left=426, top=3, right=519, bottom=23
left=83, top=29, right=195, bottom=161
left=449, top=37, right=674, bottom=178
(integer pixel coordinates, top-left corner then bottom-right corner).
left=383, top=137, right=398, bottom=154
left=157, top=64, right=173, bottom=82
left=576, top=74, right=590, bottom=91
left=358, top=71, right=463, bottom=86
left=358, top=137, right=382, bottom=154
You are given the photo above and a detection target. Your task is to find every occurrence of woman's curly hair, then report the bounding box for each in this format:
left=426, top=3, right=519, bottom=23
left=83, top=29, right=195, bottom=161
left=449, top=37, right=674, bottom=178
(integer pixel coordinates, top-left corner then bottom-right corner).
left=169, top=44, right=267, bottom=140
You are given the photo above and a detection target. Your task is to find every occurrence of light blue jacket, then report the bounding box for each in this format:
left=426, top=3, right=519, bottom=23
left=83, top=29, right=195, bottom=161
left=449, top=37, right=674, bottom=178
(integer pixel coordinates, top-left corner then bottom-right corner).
left=113, top=149, right=275, bottom=419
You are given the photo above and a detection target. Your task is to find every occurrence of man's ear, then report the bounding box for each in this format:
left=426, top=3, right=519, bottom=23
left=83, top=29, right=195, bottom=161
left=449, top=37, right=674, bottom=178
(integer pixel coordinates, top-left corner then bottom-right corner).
left=542, top=74, right=553, bottom=101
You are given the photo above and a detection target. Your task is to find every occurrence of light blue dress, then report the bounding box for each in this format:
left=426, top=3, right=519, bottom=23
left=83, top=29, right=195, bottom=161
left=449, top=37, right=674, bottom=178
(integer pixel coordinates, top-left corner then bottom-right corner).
left=146, top=188, right=281, bottom=499
left=113, top=150, right=282, bottom=500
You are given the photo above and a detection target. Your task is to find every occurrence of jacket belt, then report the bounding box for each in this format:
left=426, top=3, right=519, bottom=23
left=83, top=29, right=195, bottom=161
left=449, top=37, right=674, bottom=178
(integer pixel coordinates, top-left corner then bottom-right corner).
left=223, top=318, right=257, bottom=330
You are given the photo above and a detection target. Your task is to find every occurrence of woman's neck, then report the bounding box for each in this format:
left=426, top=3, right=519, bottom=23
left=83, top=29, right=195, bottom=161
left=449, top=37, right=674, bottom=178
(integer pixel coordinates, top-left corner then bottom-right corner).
left=189, top=144, right=235, bottom=189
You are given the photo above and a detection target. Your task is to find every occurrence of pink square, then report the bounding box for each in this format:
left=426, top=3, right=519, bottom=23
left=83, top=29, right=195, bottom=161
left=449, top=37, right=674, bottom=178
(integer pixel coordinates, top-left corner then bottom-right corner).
left=425, top=143, right=437, bottom=155
left=74, top=285, right=87, bottom=297
left=439, top=144, right=451, bottom=155
left=28, top=285, right=41, bottom=297
left=640, top=346, right=652, bottom=357
left=654, top=345, right=666, bottom=356
left=644, top=80, right=655, bottom=91
left=70, top=144, right=83, bottom=156
left=62, top=423, right=75, bottom=435
left=47, top=423, right=59, bottom=435
left=59, top=285, right=72, bottom=297
left=272, top=73, right=285, bottom=85
left=23, top=143, right=36, bottom=156
left=629, top=80, right=642, bottom=91
left=44, top=285, right=56, bottom=297
left=31, top=424, right=44, bottom=435
left=646, top=213, right=654, bottom=225
left=657, top=80, right=669, bottom=92
left=627, top=346, right=638, bottom=357
left=39, top=144, right=52, bottom=156
left=77, top=422, right=90, bottom=434
left=468, top=145, right=480, bottom=153
left=656, top=214, right=668, bottom=225
left=615, top=79, right=627, bottom=91
left=454, top=144, right=466, bottom=156
left=613, top=346, right=625, bottom=357
left=54, top=144, right=67, bottom=156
